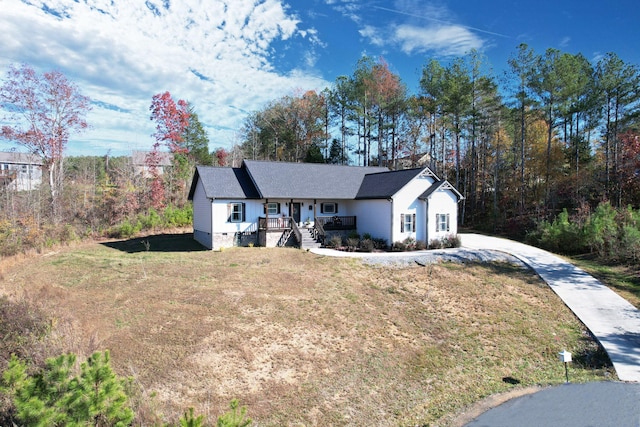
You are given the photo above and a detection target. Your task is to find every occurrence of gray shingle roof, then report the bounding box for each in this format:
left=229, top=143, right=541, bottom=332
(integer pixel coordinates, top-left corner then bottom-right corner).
left=0, top=151, right=42, bottom=165
left=355, top=168, right=426, bottom=199
left=419, top=180, right=464, bottom=200
left=243, top=160, right=388, bottom=199
left=189, top=161, right=463, bottom=202
left=188, top=165, right=260, bottom=200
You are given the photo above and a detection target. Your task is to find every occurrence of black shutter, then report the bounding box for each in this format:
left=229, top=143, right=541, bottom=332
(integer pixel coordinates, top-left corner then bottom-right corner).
left=446, top=213, right=450, bottom=232
left=242, top=203, right=246, bottom=222
left=227, top=204, right=232, bottom=222
left=277, top=203, right=281, bottom=214
left=335, top=203, right=338, bottom=213
left=412, top=213, right=416, bottom=232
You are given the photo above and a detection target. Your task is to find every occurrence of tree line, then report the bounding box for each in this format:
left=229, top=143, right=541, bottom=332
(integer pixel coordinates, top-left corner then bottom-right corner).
left=238, top=45, right=640, bottom=234
left=0, top=65, right=230, bottom=254
left=1, top=44, right=639, bottom=249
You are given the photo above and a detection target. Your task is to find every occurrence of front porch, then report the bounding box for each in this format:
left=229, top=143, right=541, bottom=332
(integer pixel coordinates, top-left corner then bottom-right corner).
left=258, top=215, right=357, bottom=248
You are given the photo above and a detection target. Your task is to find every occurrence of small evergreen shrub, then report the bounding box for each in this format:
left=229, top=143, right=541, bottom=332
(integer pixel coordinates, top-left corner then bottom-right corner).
left=1, top=351, right=134, bottom=427
left=327, top=235, right=343, bottom=248
left=372, top=238, right=388, bottom=250
left=359, top=238, right=374, bottom=252
left=346, top=237, right=360, bottom=251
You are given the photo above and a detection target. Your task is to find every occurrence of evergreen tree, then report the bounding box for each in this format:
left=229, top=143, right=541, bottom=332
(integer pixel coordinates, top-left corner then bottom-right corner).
left=183, top=104, right=212, bottom=165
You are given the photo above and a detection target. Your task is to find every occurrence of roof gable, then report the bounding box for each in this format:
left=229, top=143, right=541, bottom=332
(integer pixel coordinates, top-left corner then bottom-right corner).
left=356, top=167, right=438, bottom=199
left=419, top=180, right=464, bottom=201
left=188, top=165, right=260, bottom=200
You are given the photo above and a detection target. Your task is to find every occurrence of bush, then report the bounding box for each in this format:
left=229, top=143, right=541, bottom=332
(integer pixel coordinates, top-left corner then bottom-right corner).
left=359, top=238, right=374, bottom=252
left=526, top=209, right=585, bottom=254
left=1, top=351, right=134, bottom=427
left=164, top=204, right=193, bottom=228
left=327, top=235, right=343, bottom=248
left=584, top=202, right=618, bottom=257
left=443, top=234, right=461, bottom=248
left=524, top=202, right=640, bottom=264
left=372, top=238, right=388, bottom=250
left=0, top=297, right=49, bottom=366
left=346, top=237, right=359, bottom=251
left=428, top=234, right=461, bottom=249
left=217, top=399, right=252, bottom=427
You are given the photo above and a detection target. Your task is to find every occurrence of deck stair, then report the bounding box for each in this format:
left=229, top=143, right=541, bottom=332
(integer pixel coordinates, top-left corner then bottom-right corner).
left=299, top=227, right=321, bottom=249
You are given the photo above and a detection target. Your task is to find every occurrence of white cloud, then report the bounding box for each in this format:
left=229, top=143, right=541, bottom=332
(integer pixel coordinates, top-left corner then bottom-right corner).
left=394, top=23, right=484, bottom=56
left=347, top=2, right=485, bottom=59
left=0, top=0, right=329, bottom=155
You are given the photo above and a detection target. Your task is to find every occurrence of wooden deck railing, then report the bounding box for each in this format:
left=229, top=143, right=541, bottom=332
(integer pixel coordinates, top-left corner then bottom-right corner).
left=258, top=216, right=292, bottom=230
left=315, top=215, right=357, bottom=230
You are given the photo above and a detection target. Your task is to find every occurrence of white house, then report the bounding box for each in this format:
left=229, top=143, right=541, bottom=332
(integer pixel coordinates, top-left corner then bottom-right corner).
left=187, top=160, right=463, bottom=250
left=0, top=152, right=43, bottom=191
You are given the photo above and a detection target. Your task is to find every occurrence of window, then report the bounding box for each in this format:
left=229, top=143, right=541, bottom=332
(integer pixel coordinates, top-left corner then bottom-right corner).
left=401, top=213, right=416, bottom=233
left=266, top=202, right=280, bottom=215
left=321, top=202, right=337, bottom=214
left=436, top=213, right=450, bottom=232
left=228, top=203, right=245, bottom=223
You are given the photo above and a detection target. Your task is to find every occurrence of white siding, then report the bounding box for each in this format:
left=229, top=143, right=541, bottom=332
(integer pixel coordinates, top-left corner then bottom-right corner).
left=349, top=199, right=392, bottom=243
left=425, top=190, right=459, bottom=242
left=212, top=200, right=262, bottom=233
left=192, top=179, right=213, bottom=248
left=390, top=174, right=435, bottom=244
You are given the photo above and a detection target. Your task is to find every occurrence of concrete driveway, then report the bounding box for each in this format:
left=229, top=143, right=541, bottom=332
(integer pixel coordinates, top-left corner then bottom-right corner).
left=460, top=233, right=640, bottom=383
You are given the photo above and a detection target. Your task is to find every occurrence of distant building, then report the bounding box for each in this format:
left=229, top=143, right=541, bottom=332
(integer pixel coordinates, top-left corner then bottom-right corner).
left=395, top=153, right=431, bottom=170
left=0, top=152, right=43, bottom=191
left=131, top=150, right=174, bottom=178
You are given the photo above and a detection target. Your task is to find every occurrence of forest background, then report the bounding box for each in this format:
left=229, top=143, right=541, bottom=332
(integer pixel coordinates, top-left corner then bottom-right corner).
left=1, top=43, right=639, bottom=261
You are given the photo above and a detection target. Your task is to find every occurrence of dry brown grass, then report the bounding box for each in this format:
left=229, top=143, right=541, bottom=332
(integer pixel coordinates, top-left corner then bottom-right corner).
left=0, top=233, right=613, bottom=426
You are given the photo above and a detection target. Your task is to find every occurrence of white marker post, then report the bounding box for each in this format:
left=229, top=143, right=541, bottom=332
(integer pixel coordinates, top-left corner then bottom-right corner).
left=558, top=350, right=572, bottom=383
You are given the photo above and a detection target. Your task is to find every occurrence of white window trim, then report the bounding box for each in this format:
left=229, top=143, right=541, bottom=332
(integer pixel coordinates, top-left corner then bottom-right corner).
left=230, top=203, right=243, bottom=223
left=266, top=202, right=279, bottom=216
left=436, top=213, right=450, bottom=232
left=321, top=202, right=337, bottom=214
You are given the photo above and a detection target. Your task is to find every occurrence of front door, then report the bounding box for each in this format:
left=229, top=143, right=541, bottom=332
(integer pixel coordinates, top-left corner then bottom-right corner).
left=292, top=203, right=301, bottom=224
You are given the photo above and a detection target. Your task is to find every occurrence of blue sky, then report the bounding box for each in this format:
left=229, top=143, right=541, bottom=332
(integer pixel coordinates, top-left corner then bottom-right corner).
left=1, top=0, right=638, bottom=156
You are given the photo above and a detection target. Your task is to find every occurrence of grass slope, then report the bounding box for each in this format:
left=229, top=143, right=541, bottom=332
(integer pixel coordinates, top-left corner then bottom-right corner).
left=0, top=233, right=613, bottom=426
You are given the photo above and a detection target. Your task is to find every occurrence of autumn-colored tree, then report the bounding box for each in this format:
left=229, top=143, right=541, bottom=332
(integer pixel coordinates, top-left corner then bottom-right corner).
left=0, top=64, right=91, bottom=221
left=149, top=92, right=191, bottom=208
left=150, top=91, right=190, bottom=154
left=214, top=147, right=229, bottom=167
left=619, top=129, right=640, bottom=205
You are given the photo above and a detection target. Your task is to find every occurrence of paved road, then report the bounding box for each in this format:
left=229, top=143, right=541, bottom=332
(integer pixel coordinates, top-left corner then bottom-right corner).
left=460, top=233, right=640, bottom=383
left=465, top=382, right=640, bottom=427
